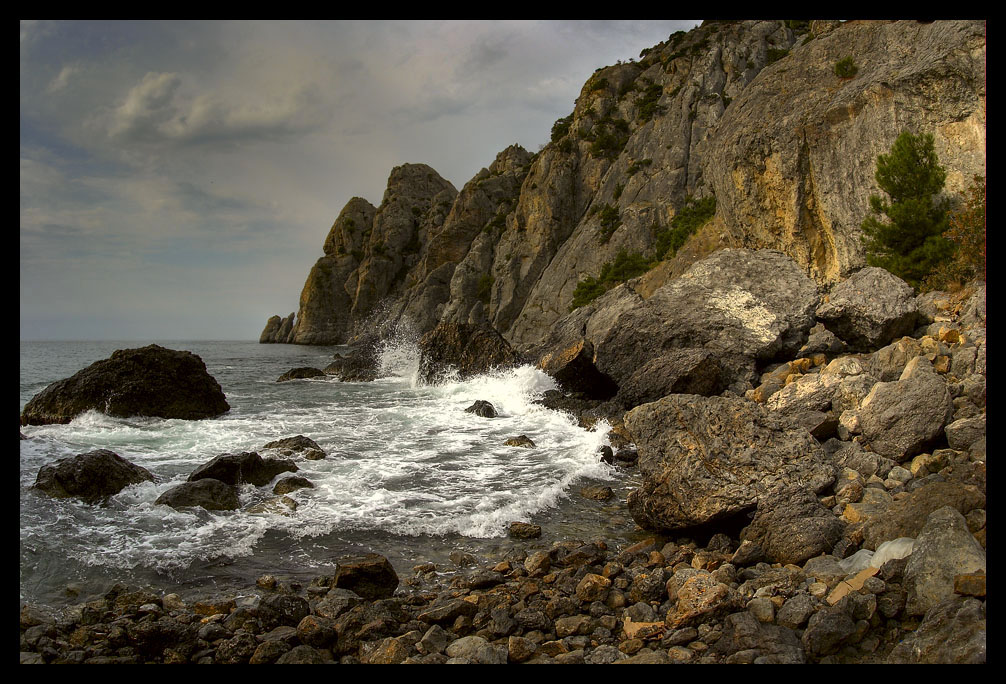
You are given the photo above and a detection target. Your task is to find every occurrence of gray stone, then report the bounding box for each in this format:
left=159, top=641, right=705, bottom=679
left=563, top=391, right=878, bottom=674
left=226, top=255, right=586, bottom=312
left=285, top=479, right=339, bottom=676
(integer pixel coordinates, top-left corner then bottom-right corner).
left=155, top=478, right=239, bottom=511
left=888, top=596, right=985, bottom=664
left=33, top=449, right=154, bottom=504
left=903, top=507, right=986, bottom=616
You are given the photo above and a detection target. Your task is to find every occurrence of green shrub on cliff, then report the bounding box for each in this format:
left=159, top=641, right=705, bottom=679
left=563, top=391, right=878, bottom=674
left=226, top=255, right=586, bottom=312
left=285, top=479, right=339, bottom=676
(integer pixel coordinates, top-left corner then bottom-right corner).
left=597, top=204, right=622, bottom=243
left=834, top=56, right=858, bottom=78
left=654, top=195, right=716, bottom=261
left=570, top=249, right=651, bottom=310
left=861, top=131, right=953, bottom=290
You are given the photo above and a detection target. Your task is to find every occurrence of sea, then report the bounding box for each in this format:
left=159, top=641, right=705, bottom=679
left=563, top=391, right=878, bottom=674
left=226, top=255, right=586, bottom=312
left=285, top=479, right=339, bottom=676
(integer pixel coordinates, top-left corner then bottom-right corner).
left=19, top=337, right=644, bottom=609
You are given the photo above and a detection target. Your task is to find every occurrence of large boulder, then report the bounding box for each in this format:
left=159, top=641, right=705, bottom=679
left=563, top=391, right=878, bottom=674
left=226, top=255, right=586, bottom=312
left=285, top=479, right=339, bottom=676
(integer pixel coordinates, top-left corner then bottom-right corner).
left=624, top=394, right=835, bottom=533
left=815, top=267, right=920, bottom=351
left=859, top=481, right=985, bottom=551
left=532, top=249, right=819, bottom=407
left=417, top=322, right=524, bottom=384
left=887, top=596, right=986, bottom=664
left=187, top=452, right=297, bottom=487
left=20, top=345, right=229, bottom=426
left=740, top=487, right=845, bottom=565
left=33, top=449, right=154, bottom=504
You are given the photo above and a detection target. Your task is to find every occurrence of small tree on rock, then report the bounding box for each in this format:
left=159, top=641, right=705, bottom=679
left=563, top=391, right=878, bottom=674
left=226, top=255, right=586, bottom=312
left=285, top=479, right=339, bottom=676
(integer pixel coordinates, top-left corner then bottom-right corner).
left=861, top=131, right=952, bottom=290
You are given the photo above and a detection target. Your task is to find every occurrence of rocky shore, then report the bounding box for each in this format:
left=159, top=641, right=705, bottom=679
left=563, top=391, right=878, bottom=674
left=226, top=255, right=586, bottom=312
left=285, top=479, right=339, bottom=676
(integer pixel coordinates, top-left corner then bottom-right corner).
left=20, top=276, right=986, bottom=664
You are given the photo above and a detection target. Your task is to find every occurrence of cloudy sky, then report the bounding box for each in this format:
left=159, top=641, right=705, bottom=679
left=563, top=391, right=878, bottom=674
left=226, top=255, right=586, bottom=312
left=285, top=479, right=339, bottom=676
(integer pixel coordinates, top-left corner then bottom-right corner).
left=20, top=20, right=700, bottom=341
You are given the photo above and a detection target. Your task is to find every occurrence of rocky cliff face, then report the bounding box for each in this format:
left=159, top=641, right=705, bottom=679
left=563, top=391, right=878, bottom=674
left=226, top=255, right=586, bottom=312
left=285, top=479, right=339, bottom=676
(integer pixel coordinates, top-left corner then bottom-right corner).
left=262, top=20, right=985, bottom=350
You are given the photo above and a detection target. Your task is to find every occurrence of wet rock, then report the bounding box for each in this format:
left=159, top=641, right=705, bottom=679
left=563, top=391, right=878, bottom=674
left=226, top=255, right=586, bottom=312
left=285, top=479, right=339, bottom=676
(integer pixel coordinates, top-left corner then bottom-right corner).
left=20, top=344, right=229, bottom=425
left=272, top=476, right=314, bottom=496
left=417, top=322, right=524, bottom=384
left=188, top=451, right=298, bottom=487
left=323, top=348, right=379, bottom=382
left=464, top=400, right=497, bottom=418
left=504, top=435, right=536, bottom=448
left=155, top=478, right=239, bottom=511
left=33, top=450, right=154, bottom=504
left=276, top=367, right=326, bottom=382
left=261, top=435, right=326, bottom=460
left=333, top=554, right=399, bottom=600
left=508, top=522, right=542, bottom=539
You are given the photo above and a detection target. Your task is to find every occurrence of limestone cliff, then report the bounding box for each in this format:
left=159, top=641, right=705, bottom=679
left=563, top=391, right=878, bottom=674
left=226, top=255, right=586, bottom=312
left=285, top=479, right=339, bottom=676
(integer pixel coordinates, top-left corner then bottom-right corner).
left=262, top=20, right=984, bottom=351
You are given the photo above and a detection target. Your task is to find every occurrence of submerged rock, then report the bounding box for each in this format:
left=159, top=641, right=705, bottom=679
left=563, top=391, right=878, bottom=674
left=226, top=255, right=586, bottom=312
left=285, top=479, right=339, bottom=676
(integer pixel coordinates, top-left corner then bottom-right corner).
left=276, top=367, right=326, bottom=382
left=188, top=452, right=298, bottom=487
left=33, top=449, right=154, bottom=504
left=20, top=345, right=229, bottom=426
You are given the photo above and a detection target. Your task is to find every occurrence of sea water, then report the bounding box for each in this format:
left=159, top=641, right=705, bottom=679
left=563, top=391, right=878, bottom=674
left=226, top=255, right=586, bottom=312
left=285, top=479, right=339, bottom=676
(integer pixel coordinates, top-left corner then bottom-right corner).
left=19, top=338, right=643, bottom=608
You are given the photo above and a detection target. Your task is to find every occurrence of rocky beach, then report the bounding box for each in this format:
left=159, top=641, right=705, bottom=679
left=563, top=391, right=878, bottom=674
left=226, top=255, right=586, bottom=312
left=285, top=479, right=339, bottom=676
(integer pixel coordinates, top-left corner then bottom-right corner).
left=21, top=19, right=984, bottom=664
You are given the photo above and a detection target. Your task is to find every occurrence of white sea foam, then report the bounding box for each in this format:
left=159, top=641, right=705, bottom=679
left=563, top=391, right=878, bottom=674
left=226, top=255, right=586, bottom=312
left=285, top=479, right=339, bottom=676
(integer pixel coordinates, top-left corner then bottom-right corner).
left=20, top=337, right=617, bottom=598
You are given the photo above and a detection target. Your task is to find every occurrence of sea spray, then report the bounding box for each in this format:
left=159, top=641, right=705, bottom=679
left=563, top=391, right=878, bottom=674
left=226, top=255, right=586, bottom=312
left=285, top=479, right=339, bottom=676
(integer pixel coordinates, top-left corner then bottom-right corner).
left=20, top=339, right=627, bottom=607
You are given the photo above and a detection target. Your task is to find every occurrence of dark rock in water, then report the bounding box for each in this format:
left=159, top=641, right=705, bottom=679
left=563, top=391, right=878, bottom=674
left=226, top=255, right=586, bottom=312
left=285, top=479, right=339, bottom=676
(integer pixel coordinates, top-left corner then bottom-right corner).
left=155, top=478, right=240, bottom=511
left=504, top=435, right=535, bottom=448
left=464, top=400, right=497, bottom=418
left=598, top=445, right=614, bottom=464
left=273, top=475, right=314, bottom=495
left=418, top=322, right=524, bottom=384
left=509, top=522, right=542, bottom=539
left=815, top=267, right=920, bottom=351
left=188, top=451, right=298, bottom=487
left=33, top=449, right=155, bottom=504
left=323, top=348, right=378, bottom=382
left=624, top=394, right=835, bottom=533
left=580, top=485, right=613, bottom=501
left=613, top=447, right=638, bottom=465
left=262, top=435, right=326, bottom=460
left=276, top=367, right=326, bottom=382
left=332, top=553, right=399, bottom=600
left=20, top=344, right=229, bottom=426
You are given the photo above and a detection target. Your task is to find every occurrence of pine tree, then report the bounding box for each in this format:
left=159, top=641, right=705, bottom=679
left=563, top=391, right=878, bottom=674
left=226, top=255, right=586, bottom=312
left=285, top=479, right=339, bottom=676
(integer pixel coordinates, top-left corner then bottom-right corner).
left=861, top=131, right=953, bottom=290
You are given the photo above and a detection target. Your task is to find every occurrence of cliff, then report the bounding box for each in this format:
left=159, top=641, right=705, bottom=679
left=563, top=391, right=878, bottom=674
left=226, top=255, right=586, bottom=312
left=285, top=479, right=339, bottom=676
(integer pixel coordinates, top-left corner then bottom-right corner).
left=261, top=19, right=985, bottom=349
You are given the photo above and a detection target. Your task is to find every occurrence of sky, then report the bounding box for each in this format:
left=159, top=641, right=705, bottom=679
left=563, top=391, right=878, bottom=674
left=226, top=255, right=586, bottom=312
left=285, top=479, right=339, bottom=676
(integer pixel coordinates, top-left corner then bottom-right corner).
left=20, top=19, right=701, bottom=341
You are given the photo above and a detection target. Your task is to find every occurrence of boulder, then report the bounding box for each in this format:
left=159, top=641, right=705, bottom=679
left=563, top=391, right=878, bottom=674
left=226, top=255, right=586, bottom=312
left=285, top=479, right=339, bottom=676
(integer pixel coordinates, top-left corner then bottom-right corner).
left=860, top=481, right=985, bottom=551
left=417, top=322, right=524, bottom=383
left=322, top=348, right=378, bottom=382
left=276, top=367, right=326, bottom=382
left=20, top=345, right=229, bottom=426
left=332, top=553, right=399, bottom=600
left=887, top=596, right=986, bottom=664
left=272, top=476, right=314, bottom=495
left=464, top=400, right=497, bottom=418
left=33, top=449, right=154, bottom=504
left=624, top=394, right=835, bottom=533
left=740, top=487, right=845, bottom=565
left=903, top=506, right=986, bottom=616
left=261, top=435, right=326, bottom=460
left=155, top=478, right=239, bottom=511
left=853, top=356, right=954, bottom=461
left=532, top=249, right=819, bottom=408
left=815, top=267, right=920, bottom=351
left=188, top=452, right=297, bottom=487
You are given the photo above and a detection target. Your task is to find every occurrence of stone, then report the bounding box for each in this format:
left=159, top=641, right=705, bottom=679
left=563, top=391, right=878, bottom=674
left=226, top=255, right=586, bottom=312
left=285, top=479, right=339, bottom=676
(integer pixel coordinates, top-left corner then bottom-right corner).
left=154, top=478, right=239, bottom=511
left=332, top=554, right=399, bottom=600
left=188, top=452, right=298, bottom=487
left=464, top=400, right=497, bottom=418
left=33, top=450, right=154, bottom=504
left=20, top=345, right=229, bottom=425
left=272, top=476, right=314, bottom=495
left=504, top=435, right=536, bottom=448
left=261, top=435, right=326, bottom=460
left=508, top=521, right=542, bottom=539
left=418, top=322, right=523, bottom=384
left=276, top=367, right=326, bottom=382
left=903, top=507, right=986, bottom=616
left=445, top=635, right=507, bottom=664
left=887, top=596, right=985, bottom=664
left=625, top=393, right=835, bottom=532
left=666, top=574, right=741, bottom=628
left=854, top=356, right=954, bottom=461
left=740, top=487, right=845, bottom=565
left=944, top=415, right=985, bottom=451
left=860, top=481, right=985, bottom=550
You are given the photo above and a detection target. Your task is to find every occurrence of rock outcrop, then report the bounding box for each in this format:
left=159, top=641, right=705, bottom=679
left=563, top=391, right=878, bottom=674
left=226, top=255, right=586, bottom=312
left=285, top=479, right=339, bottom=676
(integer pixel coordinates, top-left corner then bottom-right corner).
left=263, top=21, right=983, bottom=356
left=20, top=345, right=230, bottom=425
